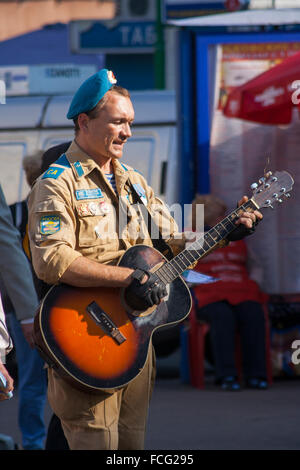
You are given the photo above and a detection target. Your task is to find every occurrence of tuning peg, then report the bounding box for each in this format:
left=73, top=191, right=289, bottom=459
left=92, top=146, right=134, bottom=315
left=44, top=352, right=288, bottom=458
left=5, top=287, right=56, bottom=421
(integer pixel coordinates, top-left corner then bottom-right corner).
left=277, top=199, right=283, bottom=203
left=284, top=193, right=291, bottom=198
left=251, top=183, right=258, bottom=190
left=265, top=171, right=272, bottom=178
left=265, top=199, right=274, bottom=209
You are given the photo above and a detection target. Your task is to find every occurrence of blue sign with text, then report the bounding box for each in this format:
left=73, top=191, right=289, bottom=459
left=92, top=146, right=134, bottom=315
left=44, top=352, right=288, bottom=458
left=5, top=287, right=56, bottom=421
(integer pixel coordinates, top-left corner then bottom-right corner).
left=70, top=21, right=156, bottom=54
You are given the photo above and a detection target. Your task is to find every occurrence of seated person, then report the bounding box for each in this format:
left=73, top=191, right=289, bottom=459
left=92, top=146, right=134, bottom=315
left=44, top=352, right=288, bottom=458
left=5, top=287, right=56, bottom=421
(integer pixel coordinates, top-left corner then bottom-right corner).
left=191, top=194, right=269, bottom=391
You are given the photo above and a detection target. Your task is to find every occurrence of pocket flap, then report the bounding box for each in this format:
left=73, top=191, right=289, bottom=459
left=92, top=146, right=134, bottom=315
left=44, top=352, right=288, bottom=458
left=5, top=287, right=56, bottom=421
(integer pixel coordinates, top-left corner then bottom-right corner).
left=35, top=199, right=66, bottom=213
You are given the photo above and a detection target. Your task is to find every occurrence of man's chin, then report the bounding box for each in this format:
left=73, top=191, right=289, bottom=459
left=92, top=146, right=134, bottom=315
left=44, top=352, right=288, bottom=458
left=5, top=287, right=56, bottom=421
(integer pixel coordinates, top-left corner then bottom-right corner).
left=110, top=150, right=124, bottom=160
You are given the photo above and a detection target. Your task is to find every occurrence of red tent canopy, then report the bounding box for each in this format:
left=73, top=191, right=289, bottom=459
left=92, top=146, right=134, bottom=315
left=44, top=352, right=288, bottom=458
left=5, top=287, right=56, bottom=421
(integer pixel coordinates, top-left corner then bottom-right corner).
left=223, top=51, right=300, bottom=125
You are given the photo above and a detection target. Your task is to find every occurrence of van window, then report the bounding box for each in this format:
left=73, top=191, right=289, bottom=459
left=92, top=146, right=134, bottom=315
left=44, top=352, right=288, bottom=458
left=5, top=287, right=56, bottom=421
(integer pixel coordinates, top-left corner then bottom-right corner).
left=122, top=136, right=155, bottom=185
left=0, top=143, right=27, bottom=205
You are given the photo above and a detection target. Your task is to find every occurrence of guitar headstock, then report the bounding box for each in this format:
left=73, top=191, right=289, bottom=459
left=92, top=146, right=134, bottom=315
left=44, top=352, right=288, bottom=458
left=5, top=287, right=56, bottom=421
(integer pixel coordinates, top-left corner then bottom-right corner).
left=250, top=170, right=294, bottom=209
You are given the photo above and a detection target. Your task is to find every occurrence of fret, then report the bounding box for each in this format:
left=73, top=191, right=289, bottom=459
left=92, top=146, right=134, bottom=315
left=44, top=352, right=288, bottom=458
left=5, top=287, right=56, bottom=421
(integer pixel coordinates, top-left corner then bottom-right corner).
left=192, top=237, right=203, bottom=250
left=184, top=247, right=198, bottom=262
left=213, top=222, right=228, bottom=239
left=227, top=210, right=239, bottom=222
left=156, top=200, right=257, bottom=284
left=244, top=199, right=255, bottom=210
left=204, top=232, right=217, bottom=248
left=189, top=245, right=206, bottom=261
left=181, top=249, right=197, bottom=265
left=208, top=227, right=223, bottom=243
left=202, top=239, right=212, bottom=253
left=169, top=257, right=185, bottom=275
left=222, top=217, right=236, bottom=231
left=177, top=251, right=190, bottom=264
left=192, top=240, right=206, bottom=257
left=231, top=209, right=242, bottom=220
left=176, top=252, right=190, bottom=270
left=156, top=266, right=172, bottom=284
left=165, top=261, right=180, bottom=281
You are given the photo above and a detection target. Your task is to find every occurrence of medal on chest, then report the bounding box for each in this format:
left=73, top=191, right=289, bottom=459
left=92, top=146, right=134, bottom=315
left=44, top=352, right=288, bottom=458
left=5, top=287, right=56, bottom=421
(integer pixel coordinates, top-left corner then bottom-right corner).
left=77, top=201, right=111, bottom=217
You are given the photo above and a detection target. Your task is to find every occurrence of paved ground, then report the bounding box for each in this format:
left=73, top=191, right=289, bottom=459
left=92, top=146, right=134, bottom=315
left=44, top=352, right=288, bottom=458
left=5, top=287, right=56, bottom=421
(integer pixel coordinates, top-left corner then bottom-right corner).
left=1, top=349, right=300, bottom=451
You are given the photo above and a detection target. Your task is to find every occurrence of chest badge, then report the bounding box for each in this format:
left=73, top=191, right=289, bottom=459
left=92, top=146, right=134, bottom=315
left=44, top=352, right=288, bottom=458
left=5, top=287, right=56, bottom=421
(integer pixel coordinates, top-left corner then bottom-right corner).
left=88, top=201, right=110, bottom=216
left=78, top=201, right=111, bottom=216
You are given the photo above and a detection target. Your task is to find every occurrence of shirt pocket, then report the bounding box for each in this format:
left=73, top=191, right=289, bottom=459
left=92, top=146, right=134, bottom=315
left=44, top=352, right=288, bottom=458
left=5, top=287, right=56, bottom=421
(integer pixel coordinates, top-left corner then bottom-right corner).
left=75, top=201, right=119, bottom=249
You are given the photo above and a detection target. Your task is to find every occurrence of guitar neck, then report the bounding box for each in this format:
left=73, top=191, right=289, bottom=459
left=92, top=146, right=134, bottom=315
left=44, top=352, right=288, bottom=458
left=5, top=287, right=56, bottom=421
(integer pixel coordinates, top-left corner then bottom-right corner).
left=155, top=199, right=258, bottom=284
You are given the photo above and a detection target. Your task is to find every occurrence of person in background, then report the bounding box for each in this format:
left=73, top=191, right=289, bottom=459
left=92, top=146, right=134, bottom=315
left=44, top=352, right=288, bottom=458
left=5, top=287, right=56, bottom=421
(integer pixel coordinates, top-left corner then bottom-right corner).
left=8, top=152, right=44, bottom=261
left=10, top=148, right=69, bottom=451
left=0, top=294, right=13, bottom=401
left=191, top=194, right=269, bottom=391
left=41, top=141, right=71, bottom=174
left=0, top=153, right=47, bottom=449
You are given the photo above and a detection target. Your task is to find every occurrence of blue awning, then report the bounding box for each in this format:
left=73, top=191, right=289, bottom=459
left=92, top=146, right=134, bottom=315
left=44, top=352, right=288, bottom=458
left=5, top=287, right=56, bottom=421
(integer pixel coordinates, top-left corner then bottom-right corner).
left=167, top=8, right=300, bottom=26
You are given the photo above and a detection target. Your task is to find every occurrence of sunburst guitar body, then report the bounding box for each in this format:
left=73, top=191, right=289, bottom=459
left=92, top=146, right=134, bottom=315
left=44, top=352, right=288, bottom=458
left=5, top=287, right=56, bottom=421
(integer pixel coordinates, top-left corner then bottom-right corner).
left=34, top=245, right=191, bottom=391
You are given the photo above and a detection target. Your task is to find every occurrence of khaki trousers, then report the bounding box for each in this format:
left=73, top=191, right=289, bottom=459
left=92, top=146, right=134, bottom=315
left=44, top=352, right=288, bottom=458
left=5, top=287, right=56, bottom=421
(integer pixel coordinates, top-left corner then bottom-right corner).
left=47, top=347, right=156, bottom=450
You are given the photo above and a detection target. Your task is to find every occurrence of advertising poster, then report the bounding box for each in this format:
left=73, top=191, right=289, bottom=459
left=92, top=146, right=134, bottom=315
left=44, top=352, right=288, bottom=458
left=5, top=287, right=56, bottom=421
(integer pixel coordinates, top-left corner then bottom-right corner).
left=210, top=42, right=300, bottom=295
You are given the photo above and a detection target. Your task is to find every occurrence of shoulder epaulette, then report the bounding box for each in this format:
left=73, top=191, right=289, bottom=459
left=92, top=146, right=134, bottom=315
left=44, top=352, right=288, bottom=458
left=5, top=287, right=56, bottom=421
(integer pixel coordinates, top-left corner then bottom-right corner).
left=121, top=163, right=129, bottom=172
left=55, top=153, right=71, bottom=168
left=42, top=153, right=71, bottom=180
left=134, top=169, right=144, bottom=177
left=42, top=166, right=66, bottom=180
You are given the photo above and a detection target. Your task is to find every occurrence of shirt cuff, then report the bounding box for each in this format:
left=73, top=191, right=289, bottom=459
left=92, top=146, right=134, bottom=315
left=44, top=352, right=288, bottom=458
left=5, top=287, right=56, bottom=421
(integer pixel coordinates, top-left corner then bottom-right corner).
left=43, top=246, right=83, bottom=284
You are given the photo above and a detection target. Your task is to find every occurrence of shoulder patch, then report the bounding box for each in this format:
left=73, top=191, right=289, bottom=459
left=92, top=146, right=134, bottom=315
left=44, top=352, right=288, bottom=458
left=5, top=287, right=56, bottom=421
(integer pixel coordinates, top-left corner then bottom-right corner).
left=55, top=153, right=71, bottom=168
left=42, top=166, right=65, bottom=180
left=121, top=163, right=129, bottom=172
left=134, top=169, right=144, bottom=177
left=40, top=215, right=61, bottom=235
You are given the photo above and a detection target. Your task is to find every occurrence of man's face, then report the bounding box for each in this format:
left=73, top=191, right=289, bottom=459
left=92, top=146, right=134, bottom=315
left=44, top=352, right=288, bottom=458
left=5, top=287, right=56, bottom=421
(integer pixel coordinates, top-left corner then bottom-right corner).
left=83, top=91, right=135, bottom=162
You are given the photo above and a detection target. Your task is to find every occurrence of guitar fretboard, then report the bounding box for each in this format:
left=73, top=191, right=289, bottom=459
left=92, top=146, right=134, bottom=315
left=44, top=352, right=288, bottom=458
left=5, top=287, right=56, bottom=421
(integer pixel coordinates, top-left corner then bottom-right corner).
left=155, top=199, right=256, bottom=284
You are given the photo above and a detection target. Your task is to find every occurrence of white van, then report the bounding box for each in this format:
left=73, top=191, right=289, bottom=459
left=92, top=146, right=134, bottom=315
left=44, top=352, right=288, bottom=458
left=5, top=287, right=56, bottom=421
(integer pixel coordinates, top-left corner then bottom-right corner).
left=0, top=90, right=178, bottom=206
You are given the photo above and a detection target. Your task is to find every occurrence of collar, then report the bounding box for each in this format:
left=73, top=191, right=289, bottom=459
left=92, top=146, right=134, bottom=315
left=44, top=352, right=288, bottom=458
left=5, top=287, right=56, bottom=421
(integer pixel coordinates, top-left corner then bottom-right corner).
left=66, top=140, right=99, bottom=180
left=65, top=140, right=131, bottom=190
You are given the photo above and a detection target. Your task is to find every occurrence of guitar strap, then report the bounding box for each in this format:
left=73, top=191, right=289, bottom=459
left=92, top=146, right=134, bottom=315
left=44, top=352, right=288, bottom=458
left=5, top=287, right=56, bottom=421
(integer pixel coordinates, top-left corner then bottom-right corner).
left=128, top=181, right=174, bottom=261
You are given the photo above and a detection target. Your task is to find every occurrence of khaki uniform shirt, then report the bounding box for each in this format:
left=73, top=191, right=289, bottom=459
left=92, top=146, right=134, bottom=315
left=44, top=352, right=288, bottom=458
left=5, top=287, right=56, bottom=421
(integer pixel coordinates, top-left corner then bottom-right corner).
left=28, top=141, right=187, bottom=285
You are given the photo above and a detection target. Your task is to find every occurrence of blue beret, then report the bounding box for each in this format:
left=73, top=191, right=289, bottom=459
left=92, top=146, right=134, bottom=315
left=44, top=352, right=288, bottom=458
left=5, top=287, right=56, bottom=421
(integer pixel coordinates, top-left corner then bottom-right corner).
left=66, top=69, right=117, bottom=120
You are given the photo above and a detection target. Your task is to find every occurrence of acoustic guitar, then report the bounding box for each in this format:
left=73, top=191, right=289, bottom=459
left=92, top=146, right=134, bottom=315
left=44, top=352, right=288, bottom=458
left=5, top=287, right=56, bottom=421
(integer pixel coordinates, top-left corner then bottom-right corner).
left=34, top=170, right=294, bottom=392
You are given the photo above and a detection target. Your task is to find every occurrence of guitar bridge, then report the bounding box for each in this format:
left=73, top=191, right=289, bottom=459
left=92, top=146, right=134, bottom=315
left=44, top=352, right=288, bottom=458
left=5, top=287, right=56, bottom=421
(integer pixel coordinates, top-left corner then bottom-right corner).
left=86, top=301, right=126, bottom=345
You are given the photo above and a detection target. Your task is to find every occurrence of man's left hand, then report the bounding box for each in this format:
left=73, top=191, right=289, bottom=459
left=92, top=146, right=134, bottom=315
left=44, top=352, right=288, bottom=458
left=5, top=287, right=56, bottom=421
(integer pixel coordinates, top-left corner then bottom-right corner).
left=227, top=196, right=263, bottom=242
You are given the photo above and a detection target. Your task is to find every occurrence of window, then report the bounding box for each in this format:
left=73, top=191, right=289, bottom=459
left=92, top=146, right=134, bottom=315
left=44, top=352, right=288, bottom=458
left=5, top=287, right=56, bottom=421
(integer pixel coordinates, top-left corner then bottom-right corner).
left=0, top=143, right=27, bottom=205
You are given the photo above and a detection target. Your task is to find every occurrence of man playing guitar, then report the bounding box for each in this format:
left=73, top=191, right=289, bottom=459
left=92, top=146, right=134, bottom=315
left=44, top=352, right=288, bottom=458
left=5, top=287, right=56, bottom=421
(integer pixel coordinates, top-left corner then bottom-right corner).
left=28, top=69, right=261, bottom=450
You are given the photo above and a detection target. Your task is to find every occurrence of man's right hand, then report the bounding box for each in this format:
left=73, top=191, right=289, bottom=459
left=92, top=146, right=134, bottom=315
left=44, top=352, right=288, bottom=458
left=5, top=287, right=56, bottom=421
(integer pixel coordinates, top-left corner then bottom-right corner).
left=125, top=269, right=167, bottom=311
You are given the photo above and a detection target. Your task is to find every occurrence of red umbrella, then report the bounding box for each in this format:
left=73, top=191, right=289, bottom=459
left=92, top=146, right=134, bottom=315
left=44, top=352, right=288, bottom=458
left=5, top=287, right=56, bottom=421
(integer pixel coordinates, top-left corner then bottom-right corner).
left=223, top=51, right=300, bottom=125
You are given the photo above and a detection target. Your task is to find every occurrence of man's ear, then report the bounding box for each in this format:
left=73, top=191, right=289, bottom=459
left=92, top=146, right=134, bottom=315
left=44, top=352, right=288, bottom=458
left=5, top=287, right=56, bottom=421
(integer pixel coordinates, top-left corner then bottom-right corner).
left=77, top=113, right=89, bottom=133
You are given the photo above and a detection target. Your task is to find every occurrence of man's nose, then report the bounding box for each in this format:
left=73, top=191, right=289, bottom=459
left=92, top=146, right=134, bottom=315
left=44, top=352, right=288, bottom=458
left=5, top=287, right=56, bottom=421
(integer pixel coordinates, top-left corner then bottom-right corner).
left=121, top=122, right=132, bottom=139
